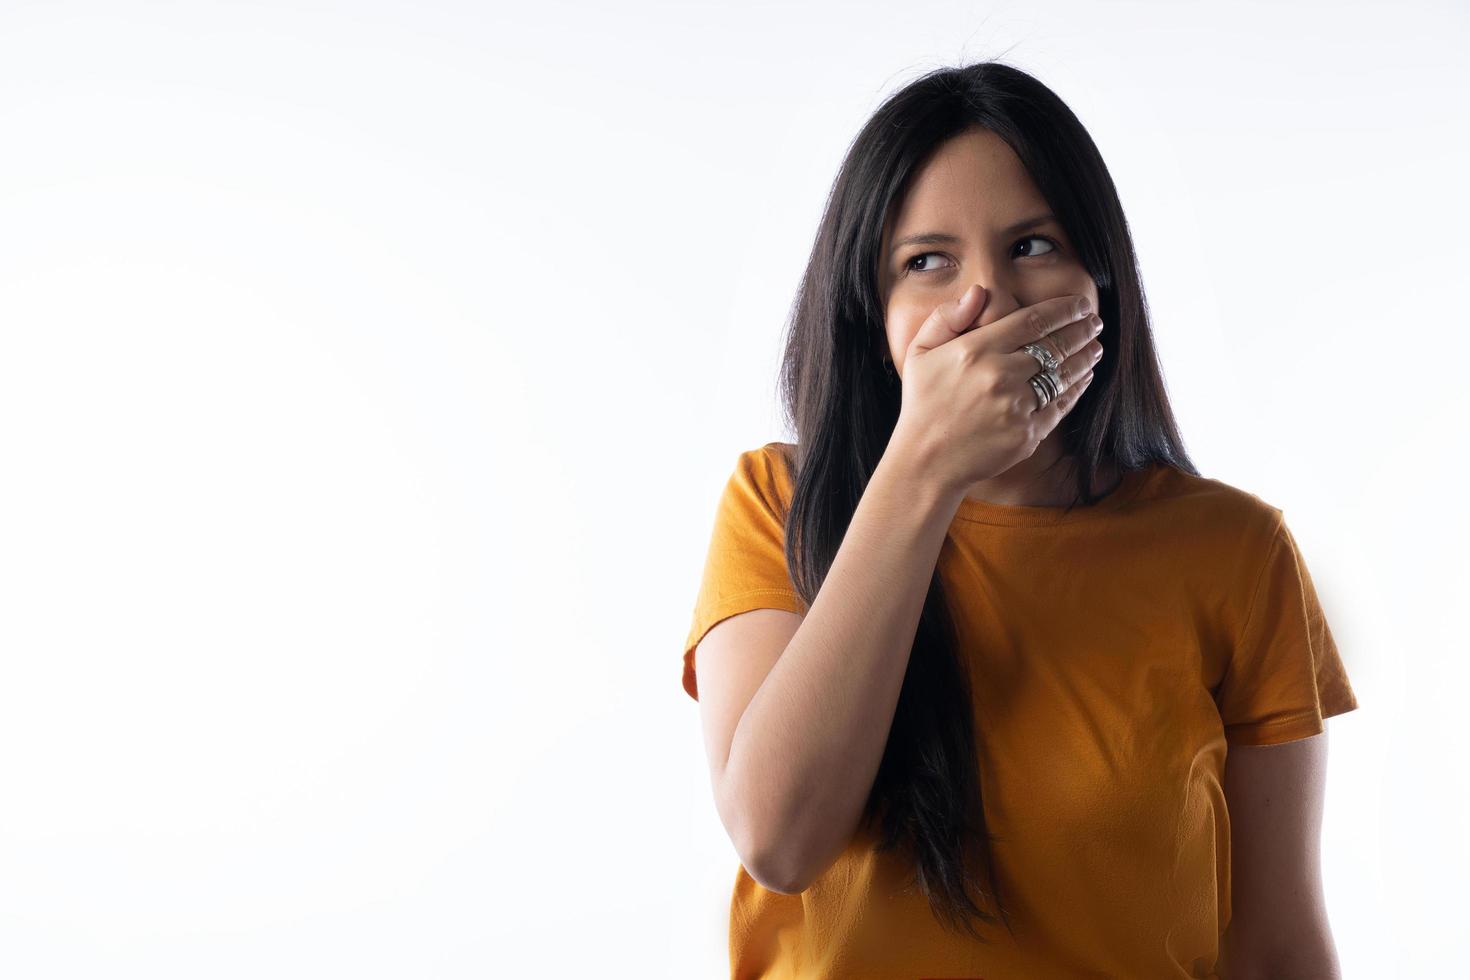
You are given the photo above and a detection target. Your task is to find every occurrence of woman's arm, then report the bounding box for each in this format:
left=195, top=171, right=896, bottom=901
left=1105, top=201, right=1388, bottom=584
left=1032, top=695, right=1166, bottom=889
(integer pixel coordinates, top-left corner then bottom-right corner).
left=1217, top=729, right=1344, bottom=979
left=712, top=442, right=962, bottom=894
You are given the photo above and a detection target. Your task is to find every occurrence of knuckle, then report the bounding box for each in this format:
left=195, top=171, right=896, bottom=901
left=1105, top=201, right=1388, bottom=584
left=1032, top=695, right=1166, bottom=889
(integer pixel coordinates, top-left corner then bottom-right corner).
left=977, top=366, right=1004, bottom=395
left=1025, top=309, right=1049, bottom=338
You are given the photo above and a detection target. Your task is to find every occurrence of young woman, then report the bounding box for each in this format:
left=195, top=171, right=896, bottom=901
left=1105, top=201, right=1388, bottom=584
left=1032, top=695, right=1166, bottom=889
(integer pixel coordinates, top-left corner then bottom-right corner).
left=681, top=61, right=1358, bottom=979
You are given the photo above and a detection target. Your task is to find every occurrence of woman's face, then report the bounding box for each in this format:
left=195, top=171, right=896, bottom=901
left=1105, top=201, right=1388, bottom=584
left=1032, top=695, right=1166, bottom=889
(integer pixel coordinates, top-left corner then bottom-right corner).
left=876, top=127, right=1099, bottom=377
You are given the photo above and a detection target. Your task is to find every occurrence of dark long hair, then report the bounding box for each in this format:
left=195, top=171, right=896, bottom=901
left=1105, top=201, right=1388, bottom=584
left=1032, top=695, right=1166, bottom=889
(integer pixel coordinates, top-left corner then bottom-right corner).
left=772, top=61, right=1199, bottom=941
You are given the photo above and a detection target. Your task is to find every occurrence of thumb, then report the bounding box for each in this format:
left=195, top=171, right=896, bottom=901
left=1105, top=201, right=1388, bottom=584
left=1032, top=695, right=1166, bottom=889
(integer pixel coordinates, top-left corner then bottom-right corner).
left=908, top=284, right=988, bottom=356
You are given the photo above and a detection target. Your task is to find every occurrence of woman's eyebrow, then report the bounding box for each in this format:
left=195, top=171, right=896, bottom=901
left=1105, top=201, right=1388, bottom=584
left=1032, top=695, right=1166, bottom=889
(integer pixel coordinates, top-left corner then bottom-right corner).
left=888, top=212, right=1057, bottom=257
left=1000, top=212, right=1057, bottom=237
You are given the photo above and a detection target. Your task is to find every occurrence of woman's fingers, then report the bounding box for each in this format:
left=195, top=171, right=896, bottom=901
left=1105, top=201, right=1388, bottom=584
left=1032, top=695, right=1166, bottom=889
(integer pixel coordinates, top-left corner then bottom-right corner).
left=1015, top=310, right=1103, bottom=410
left=1033, top=340, right=1100, bottom=425
left=1011, top=309, right=1102, bottom=372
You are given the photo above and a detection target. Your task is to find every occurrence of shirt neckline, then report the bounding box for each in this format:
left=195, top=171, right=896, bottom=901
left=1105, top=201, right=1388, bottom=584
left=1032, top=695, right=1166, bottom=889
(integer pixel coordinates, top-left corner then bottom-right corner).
left=951, top=463, right=1157, bottom=527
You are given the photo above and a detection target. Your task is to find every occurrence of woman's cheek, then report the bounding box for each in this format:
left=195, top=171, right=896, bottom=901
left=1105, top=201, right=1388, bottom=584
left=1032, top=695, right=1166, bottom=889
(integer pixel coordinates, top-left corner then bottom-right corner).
left=888, top=315, right=924, bottom=356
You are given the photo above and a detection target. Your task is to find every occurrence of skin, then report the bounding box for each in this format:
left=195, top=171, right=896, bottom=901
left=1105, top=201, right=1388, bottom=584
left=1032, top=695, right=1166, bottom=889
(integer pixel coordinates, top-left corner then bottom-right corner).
left=1218, top=731, right=1343, bottom=976
left=876, top=126, right=1120, bottom=506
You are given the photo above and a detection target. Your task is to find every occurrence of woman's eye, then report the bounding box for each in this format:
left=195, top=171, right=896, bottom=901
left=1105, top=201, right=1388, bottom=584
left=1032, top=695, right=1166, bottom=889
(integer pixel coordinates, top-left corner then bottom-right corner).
left=1014, top=235, right=1058, bottom=258
left=905, top=236, right=1060, bottom=275
left=905, top=252, right=954, bottom=274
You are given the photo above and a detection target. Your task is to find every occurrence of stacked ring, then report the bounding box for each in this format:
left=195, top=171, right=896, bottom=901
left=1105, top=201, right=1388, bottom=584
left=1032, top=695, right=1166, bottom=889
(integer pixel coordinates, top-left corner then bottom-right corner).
left=1020, top=342, right=1063, bottom=410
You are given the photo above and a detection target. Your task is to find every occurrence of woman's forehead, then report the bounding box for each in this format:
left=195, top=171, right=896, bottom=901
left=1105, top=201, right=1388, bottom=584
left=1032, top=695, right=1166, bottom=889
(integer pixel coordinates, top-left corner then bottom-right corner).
left=891, top=138, right=1044, bottom=233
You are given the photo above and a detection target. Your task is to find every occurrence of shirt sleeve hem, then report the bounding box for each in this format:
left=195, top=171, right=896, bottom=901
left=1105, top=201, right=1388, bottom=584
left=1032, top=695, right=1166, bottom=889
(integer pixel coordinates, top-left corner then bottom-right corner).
left=1225, top=711, right=1324, bottom=746
left=1223, top=694, right=1359, bottom=747
left=682, top=589, right=808, bottom=701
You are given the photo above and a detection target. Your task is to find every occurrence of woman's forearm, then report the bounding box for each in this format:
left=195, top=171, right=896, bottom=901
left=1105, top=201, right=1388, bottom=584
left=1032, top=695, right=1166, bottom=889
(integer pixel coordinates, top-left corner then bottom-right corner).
left=722, top=442, right=962, bottom=893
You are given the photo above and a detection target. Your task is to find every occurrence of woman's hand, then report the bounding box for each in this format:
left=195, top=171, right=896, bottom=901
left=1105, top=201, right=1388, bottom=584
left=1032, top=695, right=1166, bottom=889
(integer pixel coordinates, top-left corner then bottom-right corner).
left=888, top=284, right=1104, bottom=496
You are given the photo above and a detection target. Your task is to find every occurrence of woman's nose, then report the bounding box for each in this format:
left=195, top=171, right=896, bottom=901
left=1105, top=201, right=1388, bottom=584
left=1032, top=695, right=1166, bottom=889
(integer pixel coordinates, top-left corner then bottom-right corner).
left=969, top=285, right=1019, bottom=327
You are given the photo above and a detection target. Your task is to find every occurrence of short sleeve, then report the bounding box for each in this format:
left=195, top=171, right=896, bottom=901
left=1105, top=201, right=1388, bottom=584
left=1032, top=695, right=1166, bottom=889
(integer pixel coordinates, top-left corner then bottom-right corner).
left=681, top=444, right=809, bottom=701
left=1215, top=511, right=1360, bottom=746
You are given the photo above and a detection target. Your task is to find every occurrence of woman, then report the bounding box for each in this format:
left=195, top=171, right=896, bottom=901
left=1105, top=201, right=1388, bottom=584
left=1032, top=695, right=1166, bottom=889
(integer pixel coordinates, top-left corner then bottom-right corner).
left=681, top=61, right=1358, bottom=979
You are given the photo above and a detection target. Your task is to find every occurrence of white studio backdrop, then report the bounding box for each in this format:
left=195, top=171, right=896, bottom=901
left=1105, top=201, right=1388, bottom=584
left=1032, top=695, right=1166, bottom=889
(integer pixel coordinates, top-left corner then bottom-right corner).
left=0, top=1, right=1461, bottom=976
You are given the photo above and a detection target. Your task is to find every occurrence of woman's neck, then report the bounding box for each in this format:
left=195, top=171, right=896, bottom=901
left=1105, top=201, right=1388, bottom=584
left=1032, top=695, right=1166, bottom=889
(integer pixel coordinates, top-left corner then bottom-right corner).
left=961, top=445, right=1119, bottom=508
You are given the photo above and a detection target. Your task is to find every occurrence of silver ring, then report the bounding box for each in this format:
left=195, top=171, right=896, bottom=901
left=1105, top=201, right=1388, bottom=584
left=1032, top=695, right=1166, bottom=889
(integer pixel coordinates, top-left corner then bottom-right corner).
left=1020, top=342, right=1060, bottom=374
left=1028, top=371, right=1061, bottom=410
left=1028, top=375, right=1052, bottom=410
left=1021, top=342, right=1062, bottom=410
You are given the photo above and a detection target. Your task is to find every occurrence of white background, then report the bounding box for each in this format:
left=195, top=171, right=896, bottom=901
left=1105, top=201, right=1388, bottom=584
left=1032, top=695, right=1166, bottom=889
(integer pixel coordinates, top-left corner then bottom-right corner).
left=0, top=1, right=1462, bottom=976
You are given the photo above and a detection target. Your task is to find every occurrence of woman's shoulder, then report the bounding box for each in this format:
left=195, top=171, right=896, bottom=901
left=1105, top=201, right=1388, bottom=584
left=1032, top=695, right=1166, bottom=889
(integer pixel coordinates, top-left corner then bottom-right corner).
left=755, top=440, right=796, bottom=465
left=739, top=441, right=797, bottom=487
left=716, top=442, right=798, bottom=516
left=1139, top=462, right=1286, bottom=544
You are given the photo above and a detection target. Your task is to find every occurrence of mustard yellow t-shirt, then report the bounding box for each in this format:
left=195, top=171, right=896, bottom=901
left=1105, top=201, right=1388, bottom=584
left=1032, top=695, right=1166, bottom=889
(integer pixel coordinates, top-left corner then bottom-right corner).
left=681, top=442, right=1359, bottom=980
